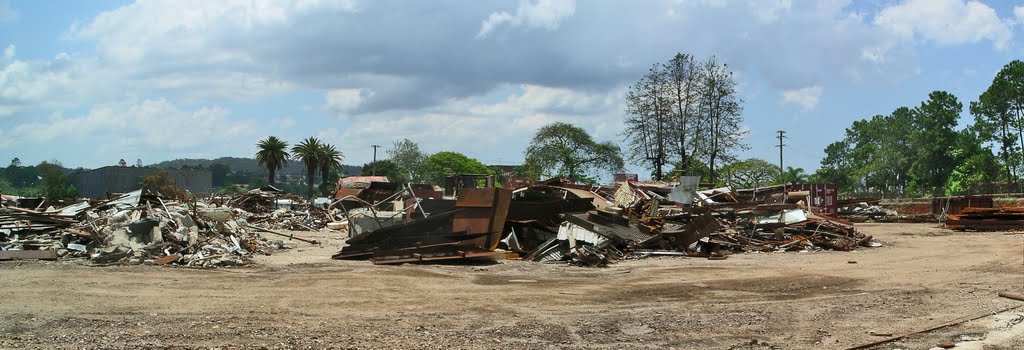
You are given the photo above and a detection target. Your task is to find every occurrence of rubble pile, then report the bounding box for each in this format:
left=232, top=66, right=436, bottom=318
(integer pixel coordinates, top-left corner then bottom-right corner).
left=329, top=176, right=878, bottom=267
left=1, top=189, right=323, bottom=266
left=836, top=202, right=894, bottom=222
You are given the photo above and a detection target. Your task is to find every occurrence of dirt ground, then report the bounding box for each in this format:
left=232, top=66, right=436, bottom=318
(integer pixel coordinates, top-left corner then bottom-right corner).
left=1, top=223, right=1023, bottom=349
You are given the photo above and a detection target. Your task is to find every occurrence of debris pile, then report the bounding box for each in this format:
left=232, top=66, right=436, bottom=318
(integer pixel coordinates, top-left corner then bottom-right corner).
left=329, top=176, right=877, bottom=267
left=333, top=187, right=511, bottom=264
left=836, top=202, right=894, bottom=222
left=944, top=207, right=1024, bottom=231
left=1, top=189, right=322, bottom=266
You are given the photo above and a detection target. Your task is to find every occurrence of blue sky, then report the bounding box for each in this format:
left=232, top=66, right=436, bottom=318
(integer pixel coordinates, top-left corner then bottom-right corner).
left=2, top=0, right=1024, bottom=179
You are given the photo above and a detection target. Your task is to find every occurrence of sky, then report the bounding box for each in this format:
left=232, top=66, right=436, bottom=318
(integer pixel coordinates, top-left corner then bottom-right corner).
left=2, top=0, right=1024, bottom=178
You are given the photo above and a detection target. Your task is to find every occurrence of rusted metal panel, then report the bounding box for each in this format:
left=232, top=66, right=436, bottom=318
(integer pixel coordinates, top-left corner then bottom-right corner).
left=786, top=184, right=838, bottom=213
left=0, top=250, right=58, bottom=261
left=932, top=196, right=993, bottom=215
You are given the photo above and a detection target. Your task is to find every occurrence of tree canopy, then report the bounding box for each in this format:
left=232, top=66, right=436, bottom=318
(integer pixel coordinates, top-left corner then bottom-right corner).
left=522, top=122, right=624, bottom=184
left=256, top=136, right=289, bottom=186
left=623, top=53, right=747, bottom=182
left=420, top=152, right=494, bottom=185
left=387, top=138, right=426, bottom=183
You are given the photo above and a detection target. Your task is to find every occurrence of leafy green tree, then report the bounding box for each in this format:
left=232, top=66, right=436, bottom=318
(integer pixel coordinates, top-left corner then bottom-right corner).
left=971, top=60, right=1024, bottom=181
left=216, top=184, right=247, bottom=195
left=291, top=137, right=323, bottom=199
left=945, top=127, right=1001, bottom=195
left=907, top=91, right=961, bottom=196
left=523, top=122, right=624, bottom=183
left=815, top=109, right=913, bottom=196
left=420, top=152, right=494, bottom=185
left=361, top=159, right=403, bottom=181
left=778, top=166, right=809, bottom=184
left=719, top=158, right=777, bottom=188
left=10, top=157, right=20, bottom=167
left=37, top=161, right=76, bottom=200
left=256, top=136, right=290, bottom=186
left=387, top=138, right=426, bottom=183
left=317, top=143, right=344, bottom=196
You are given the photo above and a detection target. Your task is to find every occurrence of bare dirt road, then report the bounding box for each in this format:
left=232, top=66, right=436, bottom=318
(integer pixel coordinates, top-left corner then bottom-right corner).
left=1, top=223, right=1023, bottom=349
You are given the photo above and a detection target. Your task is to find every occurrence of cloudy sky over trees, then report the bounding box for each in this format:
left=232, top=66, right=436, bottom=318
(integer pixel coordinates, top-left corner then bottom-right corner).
left=2, top=0, right=1023, bottom=172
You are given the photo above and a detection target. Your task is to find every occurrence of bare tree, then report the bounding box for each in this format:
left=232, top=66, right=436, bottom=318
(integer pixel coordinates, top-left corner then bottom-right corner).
left=664, top=53, right=704, bottom=172
left=622, top=64, right=672, bottom=180
left=697, top=57, right=748, bottom=183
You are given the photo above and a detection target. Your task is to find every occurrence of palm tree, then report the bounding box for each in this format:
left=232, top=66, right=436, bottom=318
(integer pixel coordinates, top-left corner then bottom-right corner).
left=291, top=137, right=323, bottom=199
left=255, top=136, right=289, bottom=186
left=779, top=166, right=809, bottom=184
left=317, top=143, right=344, bottom=196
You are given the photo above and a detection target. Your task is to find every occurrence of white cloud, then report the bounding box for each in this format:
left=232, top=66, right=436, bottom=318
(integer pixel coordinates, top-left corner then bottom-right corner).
left=275, top=116, right=295, bottom=129
left=2, top=44, right=12, bottom=60
left=754, top=0, right=792, bottom=23
left=1015, top=6, right=1024, bottom=24
left=0, top=0, right=16, bottom=22
left=874, top=0, right=1013, bottom=50
left=781, top=85, right=823, bottom=110
left=0, top=99, right=256, bottom=161
left=477, top=0, right=576, bottom=38
left=323, top=84, right=625, bottom=165
left=324, top=88, right=374, bottom=116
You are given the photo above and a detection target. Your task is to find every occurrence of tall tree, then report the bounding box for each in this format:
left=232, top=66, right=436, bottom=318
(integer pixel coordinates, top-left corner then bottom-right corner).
left=387, top=138, right=425, bottom=183
left=664, top=53, right=704, bottom=173
left=291, top=137, right=323, bottom=199
left=971, top=60, right=1024, bottom=182
left=255, top=136, right=290, bottom=186
left=523, top=122, right=624, bottom=183
left=10, top=157, right=21, bottom=167
left=623, top=63, right=672, bottom=180
left=317, top=143, right=344, bottom=195
left=907, top=91, right=961, bottom=196
left=698, top=57, right=747, bottom=183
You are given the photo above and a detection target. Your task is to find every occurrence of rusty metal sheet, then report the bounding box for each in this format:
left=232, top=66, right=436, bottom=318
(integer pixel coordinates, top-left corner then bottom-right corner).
left=0, top=250, right=58, bottom=261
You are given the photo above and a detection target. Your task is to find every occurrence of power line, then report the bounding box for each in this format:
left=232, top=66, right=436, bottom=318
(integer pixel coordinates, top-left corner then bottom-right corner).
left=371, top=144, right=381, bottom=176
left=775, top=130, right=787, bottom=174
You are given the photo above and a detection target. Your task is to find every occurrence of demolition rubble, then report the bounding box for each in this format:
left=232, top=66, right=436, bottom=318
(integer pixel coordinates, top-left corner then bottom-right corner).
left=2, top=175, right=881, bottom=268
left=330, top=176, right=877, bottom=267
left=1, top=188, right=324, bottom=266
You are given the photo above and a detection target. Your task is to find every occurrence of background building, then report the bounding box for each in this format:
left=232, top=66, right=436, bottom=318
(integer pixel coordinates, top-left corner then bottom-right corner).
left=70, top=166, right=213, bottom=198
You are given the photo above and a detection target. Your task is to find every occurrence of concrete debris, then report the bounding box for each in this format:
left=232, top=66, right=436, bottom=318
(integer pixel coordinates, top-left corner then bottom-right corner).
left=1, top=188, right=325, bottom=267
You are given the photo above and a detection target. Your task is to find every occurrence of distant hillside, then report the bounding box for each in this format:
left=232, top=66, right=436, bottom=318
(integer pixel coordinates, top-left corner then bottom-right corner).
left=151, top=157, right=361, bottom=176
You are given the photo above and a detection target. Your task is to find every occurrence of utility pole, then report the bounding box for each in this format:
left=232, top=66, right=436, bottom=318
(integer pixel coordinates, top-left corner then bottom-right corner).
left=371, top=145, right=381, bottom=176
left=775, top=130, right=787, bottom=175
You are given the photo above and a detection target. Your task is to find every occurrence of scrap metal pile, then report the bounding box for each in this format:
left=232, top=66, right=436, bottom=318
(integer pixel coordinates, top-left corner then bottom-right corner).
left=1, top=189, right=322, bottom=266
left=331, top=177, right=876, bottom=267
left=944, top=207, right=1024, bottom=231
